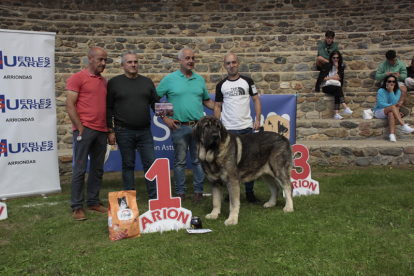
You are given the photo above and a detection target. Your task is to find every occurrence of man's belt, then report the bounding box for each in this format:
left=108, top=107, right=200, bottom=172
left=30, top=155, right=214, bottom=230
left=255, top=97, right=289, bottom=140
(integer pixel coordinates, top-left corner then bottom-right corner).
left=180, top=121, right=198, bottom=126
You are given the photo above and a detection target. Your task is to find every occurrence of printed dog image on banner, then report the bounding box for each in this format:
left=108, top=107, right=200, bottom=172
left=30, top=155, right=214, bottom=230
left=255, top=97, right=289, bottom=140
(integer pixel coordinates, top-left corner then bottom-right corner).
left=193, top=116, right=294, bottom=226
left=263, top=115, right=290, bottom=140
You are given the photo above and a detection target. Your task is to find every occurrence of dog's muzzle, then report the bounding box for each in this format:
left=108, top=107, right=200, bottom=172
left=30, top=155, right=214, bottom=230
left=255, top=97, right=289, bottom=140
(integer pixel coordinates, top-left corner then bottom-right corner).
left=204, top=132, right=220, bottom=150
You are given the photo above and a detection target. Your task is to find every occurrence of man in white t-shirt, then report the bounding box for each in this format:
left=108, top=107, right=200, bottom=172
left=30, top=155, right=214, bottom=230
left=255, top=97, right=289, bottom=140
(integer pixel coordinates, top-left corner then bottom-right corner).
left=214, top=53, right=262, bottom=204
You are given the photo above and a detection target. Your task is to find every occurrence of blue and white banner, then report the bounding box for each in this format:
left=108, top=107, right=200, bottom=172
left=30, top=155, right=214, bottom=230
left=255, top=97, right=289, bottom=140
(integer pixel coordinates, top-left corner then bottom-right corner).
left=0, top=30, right=60, bottom=199
left=104, top=94, right=296, bottom=171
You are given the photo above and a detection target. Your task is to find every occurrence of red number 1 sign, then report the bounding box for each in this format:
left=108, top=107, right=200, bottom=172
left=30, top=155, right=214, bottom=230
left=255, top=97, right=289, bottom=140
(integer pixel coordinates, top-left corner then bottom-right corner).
left=146, top=158, right=181, bottom=211
left=139, top=159, right=192, bottom=234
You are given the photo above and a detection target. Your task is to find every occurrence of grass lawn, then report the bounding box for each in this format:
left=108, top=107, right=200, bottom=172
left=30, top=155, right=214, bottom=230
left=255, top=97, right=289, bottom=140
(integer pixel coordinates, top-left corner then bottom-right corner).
left=1, top=166, right=414, bottom=275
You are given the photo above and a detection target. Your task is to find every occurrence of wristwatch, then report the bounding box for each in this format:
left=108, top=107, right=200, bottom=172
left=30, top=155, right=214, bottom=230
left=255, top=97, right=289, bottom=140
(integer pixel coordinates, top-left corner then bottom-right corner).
left=77, top=135, right=82, bottom=141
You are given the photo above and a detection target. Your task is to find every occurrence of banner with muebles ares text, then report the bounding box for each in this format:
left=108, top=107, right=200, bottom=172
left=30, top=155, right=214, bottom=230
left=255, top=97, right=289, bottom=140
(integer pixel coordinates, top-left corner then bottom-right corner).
left=0, top=30, right=61, bottom=199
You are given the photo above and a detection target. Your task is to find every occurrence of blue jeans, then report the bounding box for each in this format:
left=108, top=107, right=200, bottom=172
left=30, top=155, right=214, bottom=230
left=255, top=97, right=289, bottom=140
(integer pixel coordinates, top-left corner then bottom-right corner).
left=171, top=124, right=204, bottom=194
left=228, top=128, right=255, bottom=194
left=115, top=126, right=157, bottom=199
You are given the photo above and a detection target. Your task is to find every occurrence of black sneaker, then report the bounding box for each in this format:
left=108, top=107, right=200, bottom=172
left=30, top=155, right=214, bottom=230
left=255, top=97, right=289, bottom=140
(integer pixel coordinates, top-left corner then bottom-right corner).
left=246, top=193, right=260, bottom=204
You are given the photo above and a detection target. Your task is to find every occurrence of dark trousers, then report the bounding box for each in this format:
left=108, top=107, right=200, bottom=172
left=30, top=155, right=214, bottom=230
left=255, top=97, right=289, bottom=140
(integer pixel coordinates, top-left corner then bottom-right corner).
left=323, top=85, right=345, bottom=111
left=71, top=127, right=107, bottom=211
left=115, top=126, right=157, bottom=199
left=228, top=128, right=255, bottom=194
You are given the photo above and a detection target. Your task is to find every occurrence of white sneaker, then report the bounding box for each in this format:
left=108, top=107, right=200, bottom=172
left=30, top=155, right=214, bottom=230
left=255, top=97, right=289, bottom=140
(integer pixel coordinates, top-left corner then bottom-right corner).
left=389, top=134, right=397, bottom=142
left=401, top=124, right=414, bottom=133
left=334, top=113, right=343, bottom=120
left=344, top=107, right=353, bottom=114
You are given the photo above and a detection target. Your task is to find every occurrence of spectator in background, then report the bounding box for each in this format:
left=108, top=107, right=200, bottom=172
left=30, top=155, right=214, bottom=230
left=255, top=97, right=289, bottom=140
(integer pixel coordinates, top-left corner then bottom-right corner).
left=375, top=50, right=407, bottom=107
left=316, top=30, right=339, bottom=71
left=404, top=57, right=414, bottom=91
left=373, top=75, right=414, bottom=142
left=315, top=50, right=353, bottom=120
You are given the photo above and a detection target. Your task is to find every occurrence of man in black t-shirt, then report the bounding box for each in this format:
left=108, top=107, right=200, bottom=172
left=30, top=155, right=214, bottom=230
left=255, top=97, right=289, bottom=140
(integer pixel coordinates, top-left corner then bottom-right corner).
left=106, top=51, right=159, bottom=199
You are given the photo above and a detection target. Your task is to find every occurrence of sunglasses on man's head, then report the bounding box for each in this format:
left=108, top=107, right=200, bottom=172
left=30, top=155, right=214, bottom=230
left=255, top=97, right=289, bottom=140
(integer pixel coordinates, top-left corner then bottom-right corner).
left=387, top=80, right=396, bottom=83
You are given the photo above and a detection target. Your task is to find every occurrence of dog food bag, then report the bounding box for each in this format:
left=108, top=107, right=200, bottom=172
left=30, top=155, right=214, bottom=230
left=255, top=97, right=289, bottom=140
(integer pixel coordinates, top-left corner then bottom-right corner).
left=108, top=190, right=141, bottom=241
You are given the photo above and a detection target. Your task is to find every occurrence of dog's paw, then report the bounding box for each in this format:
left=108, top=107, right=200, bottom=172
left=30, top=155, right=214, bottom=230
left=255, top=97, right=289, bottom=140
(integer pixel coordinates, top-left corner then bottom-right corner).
left=283, top=206, right=294, bottom=213
left=205, top=213, right=219, bottom=220
left=224, top=218, right=238, bottom=226
left=263, top=202, right=276, bottom=208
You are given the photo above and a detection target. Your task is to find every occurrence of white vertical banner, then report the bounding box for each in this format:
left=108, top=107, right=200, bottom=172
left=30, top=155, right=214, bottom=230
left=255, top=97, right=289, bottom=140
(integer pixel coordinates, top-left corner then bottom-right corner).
left=0, top=30, right=61, bottom=199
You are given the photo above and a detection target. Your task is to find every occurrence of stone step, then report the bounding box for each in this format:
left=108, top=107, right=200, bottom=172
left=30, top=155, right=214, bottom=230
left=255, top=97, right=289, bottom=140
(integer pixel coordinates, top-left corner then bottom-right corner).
left=54, top=91, right=414, bottom=149
left=53, top=55, right=414, bottom=94
left=300, top=140, right=414, bottom=166
left=53, top=31, right=414, bottom=54
left=56, top=138, right=414, bottom=175
left=1, top=3, right=413, bottom=23
left=296, top=118, right=414, bottom=142
left=3, top=14, right=413, bottom=37
left=53, top=50, right=414, bottom=73
left=297, top=91, right=414, bottom=115
left=3, top=0, right=414, bottom=13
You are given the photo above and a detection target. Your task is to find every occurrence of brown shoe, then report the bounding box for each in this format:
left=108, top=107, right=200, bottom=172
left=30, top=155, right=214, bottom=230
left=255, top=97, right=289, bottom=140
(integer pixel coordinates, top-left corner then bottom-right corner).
left=72, top=208, right=86, bottom=221
left=193, top=193, right=203, bottom=203
left=87, top=203, right=107, bottom=214
left=177, top=194, right=185, bottom=202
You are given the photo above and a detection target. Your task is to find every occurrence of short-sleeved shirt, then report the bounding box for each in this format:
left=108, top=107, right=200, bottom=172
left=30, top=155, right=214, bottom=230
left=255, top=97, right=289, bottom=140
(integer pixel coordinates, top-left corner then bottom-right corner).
left=215, top=75, right=258, bottom=130
left=156, top=70, right=210, bottom=122
left=317, top=40, right=339, bottom=60
left=66, top=68, right=107, bottom=132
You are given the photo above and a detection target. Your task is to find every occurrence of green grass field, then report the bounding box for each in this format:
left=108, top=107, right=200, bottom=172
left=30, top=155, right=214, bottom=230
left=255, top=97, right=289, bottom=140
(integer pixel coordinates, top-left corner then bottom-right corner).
left=1, top=166, right=414, bottom=275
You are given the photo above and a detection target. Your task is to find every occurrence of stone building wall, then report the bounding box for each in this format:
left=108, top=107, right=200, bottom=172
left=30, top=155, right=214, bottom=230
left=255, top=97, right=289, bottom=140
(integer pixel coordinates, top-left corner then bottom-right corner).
left=3, top=0, right=412, bottom=12
left=1, top=0, right=414, bottom=171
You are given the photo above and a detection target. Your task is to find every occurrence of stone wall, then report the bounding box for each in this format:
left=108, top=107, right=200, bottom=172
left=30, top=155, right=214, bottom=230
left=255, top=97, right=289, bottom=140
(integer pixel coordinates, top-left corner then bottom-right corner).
left=306, top=142, right=414, bottom=167
left=1, top=0, right=414, bottom=171
left=3, top=0, right=413, bottom=12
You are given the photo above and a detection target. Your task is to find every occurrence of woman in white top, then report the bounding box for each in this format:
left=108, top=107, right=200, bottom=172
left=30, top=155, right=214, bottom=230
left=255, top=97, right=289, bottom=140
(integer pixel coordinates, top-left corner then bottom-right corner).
left=315, top=50, right=353, bottom=120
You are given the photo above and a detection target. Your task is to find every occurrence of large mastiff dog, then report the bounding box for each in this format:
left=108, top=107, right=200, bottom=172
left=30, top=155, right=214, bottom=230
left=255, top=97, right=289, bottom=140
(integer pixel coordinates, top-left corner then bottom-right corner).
left=193, top=116, right=294, bottom=226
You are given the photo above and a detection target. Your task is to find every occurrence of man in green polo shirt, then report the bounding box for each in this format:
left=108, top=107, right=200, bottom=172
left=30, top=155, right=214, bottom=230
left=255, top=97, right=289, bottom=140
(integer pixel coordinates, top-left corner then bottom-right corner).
left=375, top=50, right=408, bottom=107
left=157, top=47, right=215, bottom=203
left=316, top=30, right=339, bottom=71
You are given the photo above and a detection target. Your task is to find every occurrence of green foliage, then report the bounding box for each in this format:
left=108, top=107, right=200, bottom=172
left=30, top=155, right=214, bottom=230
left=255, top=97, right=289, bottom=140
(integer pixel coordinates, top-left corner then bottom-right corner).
left=1, top=167, right=414, bottom=275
